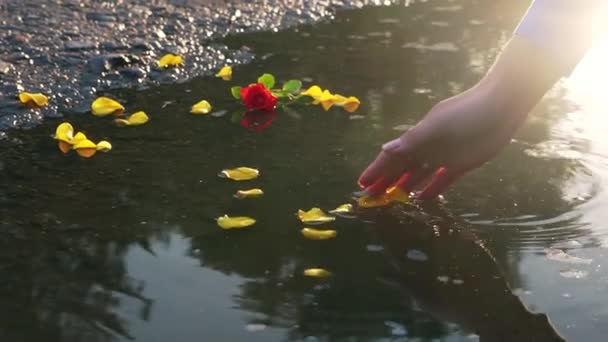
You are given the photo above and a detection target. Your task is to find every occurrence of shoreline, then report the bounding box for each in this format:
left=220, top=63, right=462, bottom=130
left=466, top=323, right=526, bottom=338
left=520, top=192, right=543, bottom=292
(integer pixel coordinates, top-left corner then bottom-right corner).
left=0, top=0, right=398, bottom=132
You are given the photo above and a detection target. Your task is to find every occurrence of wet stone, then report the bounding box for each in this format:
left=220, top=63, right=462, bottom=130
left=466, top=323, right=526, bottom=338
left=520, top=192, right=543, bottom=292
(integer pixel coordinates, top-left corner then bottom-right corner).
left=0, top=60, right=12, bottom=74
left=87, top=54, right=142, bottom=74
left=65, top=40, right=98, bottom=51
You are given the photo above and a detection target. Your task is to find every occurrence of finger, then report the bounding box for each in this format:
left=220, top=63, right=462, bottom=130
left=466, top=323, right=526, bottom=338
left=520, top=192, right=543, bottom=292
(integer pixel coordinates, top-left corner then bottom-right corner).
left=365, top=175, right=399, bottom=196
left=416, top=167, right=465, bottom=200
left=358, top=151, right=399, bottom=188
left=394, top=167, right=436, bottom=193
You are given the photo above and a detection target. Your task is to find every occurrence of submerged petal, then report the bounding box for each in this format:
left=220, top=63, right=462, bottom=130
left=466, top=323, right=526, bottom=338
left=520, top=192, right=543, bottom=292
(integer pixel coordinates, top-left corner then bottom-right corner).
left=297, top=208, right=336, bottom=224
left=19, top=92, right=48, bottom=107
left=158, top=53, right=184, bottom=68
left=357, top=187, right=410, bottom=208
left=301, top=228, right=337, bottom=240
left=235, top=188, right=264, bottom=199
left=191, top=100, right=212, bottom=115
left=54, top=122, right=74, bottom=143
left=303, top=268, right=331, bottom=278
left=215, top=65, right=232, bottom=81
left=217, top=215, right=256, bottom=229
left=329, top=204, right=353, bottom=215
left=219, top=167, right=260, bottom=181
left=96, top=140, right=112, bottom=152
left=91, top=97, right=125, bottom=116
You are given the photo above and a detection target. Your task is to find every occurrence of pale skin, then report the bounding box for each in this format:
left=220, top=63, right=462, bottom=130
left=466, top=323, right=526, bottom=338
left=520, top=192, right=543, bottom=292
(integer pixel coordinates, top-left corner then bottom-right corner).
left=358, top=36, right=564, bottom=199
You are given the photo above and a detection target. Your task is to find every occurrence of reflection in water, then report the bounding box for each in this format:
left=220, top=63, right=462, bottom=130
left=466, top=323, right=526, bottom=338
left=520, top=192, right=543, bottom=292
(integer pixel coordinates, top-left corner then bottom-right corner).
left=2, top=0, right=608, bottom=341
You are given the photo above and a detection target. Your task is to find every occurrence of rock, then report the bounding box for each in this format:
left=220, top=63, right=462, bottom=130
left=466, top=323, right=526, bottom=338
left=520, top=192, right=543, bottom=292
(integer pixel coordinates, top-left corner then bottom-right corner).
left=86, top=12, right=116, bottom=22
left=87, top=53, right=142, bottom=73
left=0, top=60, right=12, bottom=74
left=120, top=67, right=146, bottom=79
left=65, top=40, right=98, bottom=51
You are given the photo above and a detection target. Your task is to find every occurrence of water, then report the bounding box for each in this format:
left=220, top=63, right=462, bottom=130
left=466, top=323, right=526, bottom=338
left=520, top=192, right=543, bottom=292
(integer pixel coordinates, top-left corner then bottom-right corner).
left=2, top=0, right=608, bottom=341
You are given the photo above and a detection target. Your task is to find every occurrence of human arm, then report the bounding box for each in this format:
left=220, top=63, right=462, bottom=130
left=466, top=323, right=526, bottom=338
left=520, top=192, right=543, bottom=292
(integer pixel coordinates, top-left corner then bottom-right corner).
left=358, top=0, right=602, bottom=199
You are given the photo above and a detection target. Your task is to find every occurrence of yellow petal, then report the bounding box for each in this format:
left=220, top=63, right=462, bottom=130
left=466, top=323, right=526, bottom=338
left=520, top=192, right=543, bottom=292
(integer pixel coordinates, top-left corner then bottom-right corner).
left=297, top=208, right=336, bottom=224
left=215, top=65, right=232, bottom=81
left=216, top=215, right=256, bottom=229
left=114, top=118, right=130, bottom=127
left=54, top=122, right=74, bottom=142
left=301, top=228, right=337, bottom=240
left=96, top=140, right=112, bottom=152
left=357, top=195, right=391, bottom=208
left=385, top=186, right=410, bottom=204
left=357, top=187, right=410, bottom=208
left=19, top=92, right=48, bottom=107
left=219, top=167, right=260, bottom=181
left=343, top=96, right=361, bottom=113
left=71, top=132, right=88, bottom=145
left=73, top=139, right=97, bottom=158
left=301, top=85, right=323, bottom=99
left=58, top=141, right=72, bottom=154
left=319, top=90, right=335, bottom=111
left=91, top=97, right=125, bottom=116
left=332, top=94, right=348, bottom=105
left=235, top=188, right=264, bottom=199
left=158, top=53, right=184, bottom=68
left=329, top=204, right=353, bottom=215
left=114, top=111, right=148, bottom=127
left=191, top=100, right=212, bottom=115
left=303, top=268, right=331, bottom=278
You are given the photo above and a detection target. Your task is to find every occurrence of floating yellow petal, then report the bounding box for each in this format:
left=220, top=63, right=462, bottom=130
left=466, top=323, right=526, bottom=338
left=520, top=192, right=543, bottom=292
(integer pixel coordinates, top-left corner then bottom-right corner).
left=301, top=85, right=322, bottom=99
left=216, top=215, right=256, bottom=229
left=303, top=268, right=331, bottom=278
left=91, top=97, right=125, bottom=116
left=54, top=122, right=74, bottom=143
left=96, top=140, right=112, bottom=152
left=215, top=65, right=232, bottom=81
left=115, top=111, right=149, bottom=127
left=58, top=141, right=72, bottom=154
left=158, top=53, right=184, bottom=68
left=71, top=132, right=88, bottom=145
left=19, top=92, right=48, bottom=107
left=73, top=139, right=97, bottom=158
left=235, top=188, right=264, bottom=199
left=342, top=96, right=360, bottom=113
left=301, top=228, right=337, bottom=240
left=329, top=204, right=354, bottom=215
left=297, top=208, right=336, bottom=224
left=357, top=187, right=410, bottom=208
left=219, top=167, right=260, bottom=181
left=190, top=100, right=212, bottom=115
left=319, top=90, right=335, bottom=111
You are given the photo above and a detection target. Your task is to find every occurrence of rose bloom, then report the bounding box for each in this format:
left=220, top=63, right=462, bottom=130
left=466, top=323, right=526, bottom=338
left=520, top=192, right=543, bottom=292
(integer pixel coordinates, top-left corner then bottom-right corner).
left=240, top=83, right=278, bottom=111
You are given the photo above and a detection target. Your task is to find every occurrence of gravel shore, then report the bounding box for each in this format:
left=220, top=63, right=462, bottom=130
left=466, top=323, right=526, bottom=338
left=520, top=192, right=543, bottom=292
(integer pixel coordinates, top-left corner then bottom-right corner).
left=0, top=0, right=397, bottom=132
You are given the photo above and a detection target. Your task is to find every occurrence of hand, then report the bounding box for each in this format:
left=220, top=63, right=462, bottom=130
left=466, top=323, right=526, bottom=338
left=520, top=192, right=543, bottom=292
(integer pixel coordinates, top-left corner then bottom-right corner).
left=358, top=37, right=562, bottom=199
left=358, top=89, right=522, bottom=199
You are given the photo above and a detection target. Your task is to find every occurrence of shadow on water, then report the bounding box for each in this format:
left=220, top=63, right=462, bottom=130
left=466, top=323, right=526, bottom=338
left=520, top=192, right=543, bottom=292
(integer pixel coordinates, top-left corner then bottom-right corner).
left=0, top=0, right=602, bottom=341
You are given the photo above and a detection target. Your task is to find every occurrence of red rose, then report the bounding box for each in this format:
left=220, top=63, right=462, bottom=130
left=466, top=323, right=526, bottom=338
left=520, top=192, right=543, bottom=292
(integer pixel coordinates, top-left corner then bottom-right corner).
left=240, top=83, right=278, bottom=111
left=240, top=110, right=278, bottom=132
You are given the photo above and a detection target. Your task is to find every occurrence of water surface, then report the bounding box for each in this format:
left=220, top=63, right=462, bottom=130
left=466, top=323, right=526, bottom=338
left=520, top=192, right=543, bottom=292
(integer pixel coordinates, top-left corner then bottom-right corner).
left=2, top=1, right=608, bottom=341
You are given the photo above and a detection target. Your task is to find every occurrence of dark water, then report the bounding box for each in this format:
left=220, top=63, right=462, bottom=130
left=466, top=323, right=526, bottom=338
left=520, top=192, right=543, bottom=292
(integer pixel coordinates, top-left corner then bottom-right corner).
left=2, top=1, right=608, bottom=341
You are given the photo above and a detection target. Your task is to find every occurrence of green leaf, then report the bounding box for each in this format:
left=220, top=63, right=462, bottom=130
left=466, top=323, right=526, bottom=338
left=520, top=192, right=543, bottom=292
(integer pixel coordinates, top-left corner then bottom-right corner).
left=257, top=73, right=275, bottom=89
left=282, top=80, right=302, bottom=94
left=271, top=90, right=289, bottom=98
left=231, top=86, right=242, bottom=99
